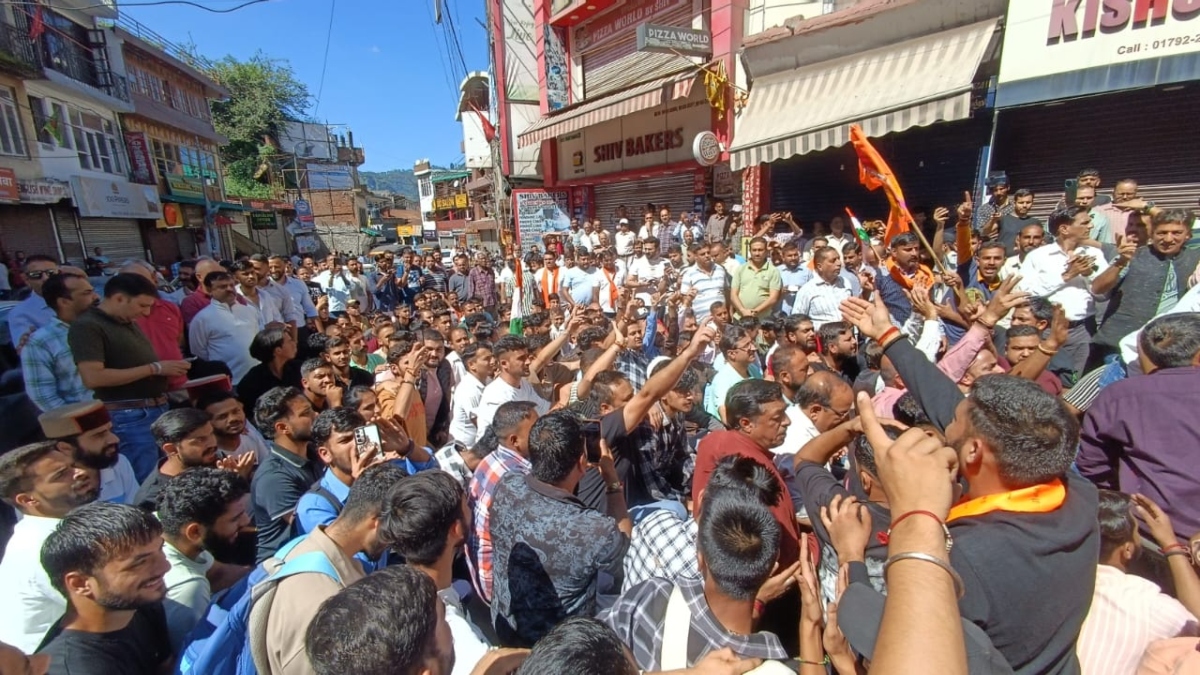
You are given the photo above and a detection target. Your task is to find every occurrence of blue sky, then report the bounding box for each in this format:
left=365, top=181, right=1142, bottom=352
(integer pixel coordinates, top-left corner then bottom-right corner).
left=122, top=0, right=490, bottom=172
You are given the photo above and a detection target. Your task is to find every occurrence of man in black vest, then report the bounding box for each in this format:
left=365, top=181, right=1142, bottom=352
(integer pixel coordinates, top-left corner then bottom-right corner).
left=1090, top=209, right=1200, bottom=368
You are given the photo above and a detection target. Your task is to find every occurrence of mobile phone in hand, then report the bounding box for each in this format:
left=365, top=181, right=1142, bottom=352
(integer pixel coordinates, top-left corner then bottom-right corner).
left=354, top=424, right=381, bottom=457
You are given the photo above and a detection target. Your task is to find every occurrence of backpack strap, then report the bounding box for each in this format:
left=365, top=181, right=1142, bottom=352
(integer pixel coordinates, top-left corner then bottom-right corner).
left=306, top=483, right=344, bottom=515
left=247, top=551, right=342, bottom=675
left=659, top=585, right=691, bottom=671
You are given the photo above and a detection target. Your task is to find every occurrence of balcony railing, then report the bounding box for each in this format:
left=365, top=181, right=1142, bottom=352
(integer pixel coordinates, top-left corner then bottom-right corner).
left=0, top=21, right=40, bottom=74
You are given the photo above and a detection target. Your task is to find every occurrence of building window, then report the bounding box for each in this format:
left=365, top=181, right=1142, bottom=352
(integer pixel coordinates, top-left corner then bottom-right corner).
left=419, top=177, right=432, bottom=198
left=153, top=138, right=218, bottom=182
left=68, top=109, right=124, bottom=175
left=0, top=87, right=27, bottom=157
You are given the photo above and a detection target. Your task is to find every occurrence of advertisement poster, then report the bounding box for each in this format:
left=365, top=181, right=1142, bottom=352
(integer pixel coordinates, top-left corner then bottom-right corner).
left=502, top=0, right=539, bottom=102
left=512, top=189, right=571, bottom=248
left=294, top=234, right=319, bottom=254
left=545, top=25, right=569, bottom=111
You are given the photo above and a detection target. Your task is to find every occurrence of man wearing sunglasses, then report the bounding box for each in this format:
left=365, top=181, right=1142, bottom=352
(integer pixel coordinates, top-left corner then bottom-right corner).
left=8, top=254, right=59, bottom=348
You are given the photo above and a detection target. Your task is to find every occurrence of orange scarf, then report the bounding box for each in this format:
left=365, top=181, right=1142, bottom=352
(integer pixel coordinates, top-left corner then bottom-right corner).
left=947, top=479, right=1066, bottom=522
left=540, top=267, right=560, bottom=307
left=884, top=258, right=936, bottom=291
left=603, top=268, right=618, bottom=308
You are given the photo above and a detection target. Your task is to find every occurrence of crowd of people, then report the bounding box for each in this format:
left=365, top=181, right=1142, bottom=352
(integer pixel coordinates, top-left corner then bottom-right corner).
left=0, top=169, right=1198, bottom=675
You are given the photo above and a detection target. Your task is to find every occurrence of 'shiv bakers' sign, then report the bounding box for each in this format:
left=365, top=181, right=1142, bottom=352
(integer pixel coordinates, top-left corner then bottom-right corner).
left=999, top=0, right=1200, bottom=89
left=593, top=128, right=685, bottom=163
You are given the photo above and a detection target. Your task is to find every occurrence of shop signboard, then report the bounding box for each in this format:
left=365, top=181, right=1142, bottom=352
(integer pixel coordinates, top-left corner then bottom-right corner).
left=306, top=164, right=354, bottom=190
left=0, top=168, right=18, bottom=202
left=249, top=211, right=278, bottom=230
left=294, top=234, right=319, bottom=254
left=512, top=189, right=571, bottom=246
left=998, top=0, right=1200, bottom=103
left=575, top=0, right=689, bottom=53
left=18, top=179, right=71, bottom=204
left=294, top=199, right=314, bottom=223
left=556, top=91, right=713, bottom=180
left=124, top=132, right=157, bottom=186
left=165, top=175, right=206, bottom=199
left=501, top=0, right=539, bottom=102
left=70, top=176, right=162, bottom=219
left=636, top=23, right=711, bottom=58
left=712, top=162, right=737, bottom=198
left=545, top=25, right=569, bottom=111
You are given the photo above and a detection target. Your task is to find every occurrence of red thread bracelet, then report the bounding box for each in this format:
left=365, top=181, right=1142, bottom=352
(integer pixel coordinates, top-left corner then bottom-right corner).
left=753, top=599, right=765, bottom=618
left=888, top=510, right=954, bottom=552
left=877, top=326, right=901, bottom=346
left=1162, top=543, right=1189, bottom=555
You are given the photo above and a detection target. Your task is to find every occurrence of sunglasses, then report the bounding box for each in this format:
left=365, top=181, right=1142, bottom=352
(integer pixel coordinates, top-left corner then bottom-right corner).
left=26, top=269, right=59, bottom=280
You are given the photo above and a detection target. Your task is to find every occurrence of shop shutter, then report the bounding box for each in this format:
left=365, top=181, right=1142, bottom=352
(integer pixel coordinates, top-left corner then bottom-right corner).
left=144, top=226, right=182, bottom=266
left=0, top=205, right=58, bottom=260
left=78, top=218, right=146, bottom=264
left=593, top=173, right=698, bottom=231
left=580, top=2, right=700, bottom=99
left=992, top=86, right=1200, bottom=221
left=53, top=204, right=85, bottom=267
left=769, top=117, right=992, bottom=227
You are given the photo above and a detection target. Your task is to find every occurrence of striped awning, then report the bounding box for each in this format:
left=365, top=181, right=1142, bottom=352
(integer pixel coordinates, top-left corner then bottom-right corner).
left=730, top=19, right=999, bottom=171
left=517, top=70, right=699, bottom=148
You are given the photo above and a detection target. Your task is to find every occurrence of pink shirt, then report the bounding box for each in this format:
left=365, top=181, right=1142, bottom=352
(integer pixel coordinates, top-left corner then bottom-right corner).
left=1077, top=564, right=1198, bottom=675
left=869, top=323, right=989, bottom=418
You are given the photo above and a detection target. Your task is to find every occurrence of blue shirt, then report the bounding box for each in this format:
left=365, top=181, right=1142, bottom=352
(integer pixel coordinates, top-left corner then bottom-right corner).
left=779, top=265, right=812, bottom=314
left=20, top=318, right=93, bottom=412
left=8, top=293, right=54, bottom=345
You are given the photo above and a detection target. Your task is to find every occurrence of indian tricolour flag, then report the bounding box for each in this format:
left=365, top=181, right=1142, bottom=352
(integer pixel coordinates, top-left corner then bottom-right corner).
left=509, top=259, right=524, bottom=335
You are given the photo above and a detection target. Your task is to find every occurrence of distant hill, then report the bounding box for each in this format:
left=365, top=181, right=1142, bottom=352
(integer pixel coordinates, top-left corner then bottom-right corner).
left=360, top=169, right=419, bottom=200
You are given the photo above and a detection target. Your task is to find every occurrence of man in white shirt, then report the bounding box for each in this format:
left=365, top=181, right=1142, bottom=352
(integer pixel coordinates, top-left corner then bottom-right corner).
left=592, top=250, right=627, bottom=317
left=268, top=255, right=318, bottom=327
left=999, top=222, right=1047, bottom=281
left=475, top=336, right=550, bottom=435
left=189, top=270, right=264, bottom=384
left=449, top=342, right=494, bottom=447
left=614, top=219, right=637, bottom=266
left=312, top=257, right=356, bottom=315
left=680, top=242, right=729, bottom=323
left=156, top=467, right=256, bottom=652
left=638, top=210, right=664, bottom=242
left=40, top=401, right=138, bottom=505
left=249, top=255, right=303, bottom=328
left=792, top=247, right=855, bottom=329
left=627, top=237, right=668, bottom=303
left=1018, top=206, right=1109, bottom=377
left=824, top=217, right=855, bottom=259
left=0, top=441, right=100, bottom=653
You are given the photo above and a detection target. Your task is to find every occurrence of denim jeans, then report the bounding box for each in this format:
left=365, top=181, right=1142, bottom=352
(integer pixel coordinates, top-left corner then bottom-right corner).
left=109, top=403, right=168, bottom=482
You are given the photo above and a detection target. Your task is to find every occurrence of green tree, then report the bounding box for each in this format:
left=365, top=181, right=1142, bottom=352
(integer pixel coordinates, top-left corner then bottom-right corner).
left=208, top=52, right=310, bottom=198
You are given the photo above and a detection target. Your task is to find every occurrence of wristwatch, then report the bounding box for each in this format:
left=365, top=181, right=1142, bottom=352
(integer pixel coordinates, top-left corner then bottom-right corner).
left=605, top=480, right=624, bottom=495
left=1140, top=200, right=1156, bottom=215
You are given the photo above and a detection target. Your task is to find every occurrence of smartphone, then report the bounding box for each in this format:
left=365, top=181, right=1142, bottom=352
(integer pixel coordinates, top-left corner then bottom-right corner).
left=354, top=424, right=381, bottom=457
left=581, top=420, right=603, bottom=463
left=1063, top=178, right=1079, bottom=204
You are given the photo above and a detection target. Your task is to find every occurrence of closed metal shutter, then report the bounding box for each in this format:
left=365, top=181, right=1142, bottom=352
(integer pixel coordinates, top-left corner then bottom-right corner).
left=0, top=205, right=58, bottom=260
left=993, top=86, right=1200, bottom=222
left=144, top=225, right=182, bottom=266
left=53, top=204, right=85, bottom=267
left=580, top=2, right=701, bottom=99
left=769, top=117, right=992, bottom=227
left=593, top=173, right=698, bottom=231
left=78, top=218, right=146, bottom=263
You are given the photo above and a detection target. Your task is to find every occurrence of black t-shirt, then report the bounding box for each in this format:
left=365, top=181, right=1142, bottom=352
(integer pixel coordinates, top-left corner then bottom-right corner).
left=132, top=461, right=171, bottom=511
left=251, top=445, right=322, bottom=563
left=38, top=604, right=172, bottom=675
left=238, top=361, right=290, bottom=417
left=997, top=214, right=1045, bottom=256
left=575, top=410, right=647, bottom=515
left=337, top=367, right=376, bottom=390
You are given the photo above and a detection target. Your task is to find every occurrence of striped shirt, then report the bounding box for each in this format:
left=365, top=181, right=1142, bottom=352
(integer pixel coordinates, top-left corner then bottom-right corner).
left=791, top=275, right=852, bottom=328
left=680, top=264, right=728, bottom=320
left=1076, top=564, right=1198, bottom=675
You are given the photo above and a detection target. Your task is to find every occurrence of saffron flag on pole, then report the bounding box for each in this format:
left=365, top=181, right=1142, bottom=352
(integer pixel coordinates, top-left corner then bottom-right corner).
left=849, top=124, right=914, bottom=246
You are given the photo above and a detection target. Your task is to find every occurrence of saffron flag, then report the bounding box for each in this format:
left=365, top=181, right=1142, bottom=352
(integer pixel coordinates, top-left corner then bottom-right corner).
left=849, top=125, right=914, bottom=246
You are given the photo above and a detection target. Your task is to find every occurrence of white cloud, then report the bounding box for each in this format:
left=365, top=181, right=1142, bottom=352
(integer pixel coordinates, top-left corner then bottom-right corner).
left=370, top=45, right=381, bottom=54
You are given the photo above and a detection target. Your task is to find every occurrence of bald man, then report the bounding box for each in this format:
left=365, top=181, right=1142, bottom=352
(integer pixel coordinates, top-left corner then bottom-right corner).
left=773, top=369, right=854, bottom=517
left=180, top=259, right=227, bottom=324
left=121, top=262, right=187, bottom=387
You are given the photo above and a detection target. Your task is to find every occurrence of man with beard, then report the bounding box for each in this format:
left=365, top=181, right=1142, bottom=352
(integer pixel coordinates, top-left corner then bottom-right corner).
left=295, top=408, right=386, bottom=536
left=0, top=442, right=99, bottom=653
left=39, top=401, right=138, bottom=505
left=262, top=463, right=403, bottom=675
left=814, top=321, right=859, bottom=384
left=251, top=387, right=320, bottom=563
left=197, top=390, right=271, bottom=465
left=476, top=336, right=550, bottom=435
left=269, top=255, right=318, bottom=330
left=999, top=223, right=1046, bottom=281
left=993, top=188, right=1043, bottom=256
left=133, top=408, right=253, bottom=511
left=22, top=270, right=98, bottom=413
left=155, top=468, right=255, bottom=652
left=381, top=471, right=491, bottom=672
left=37, top=503, right=173, bottom=675
left=321, top=336, right=374, bottom=390
left=248, top=254, right=303, bottom=330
